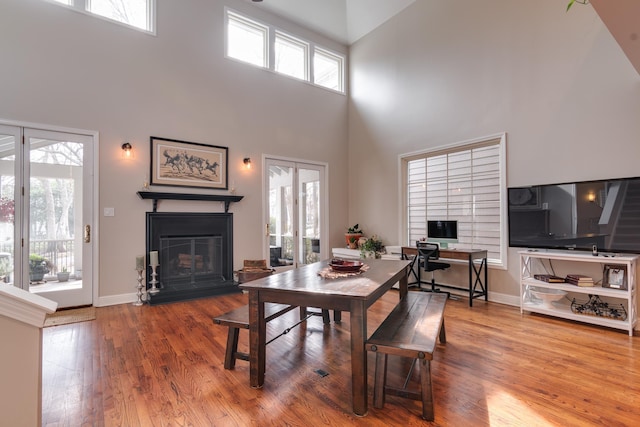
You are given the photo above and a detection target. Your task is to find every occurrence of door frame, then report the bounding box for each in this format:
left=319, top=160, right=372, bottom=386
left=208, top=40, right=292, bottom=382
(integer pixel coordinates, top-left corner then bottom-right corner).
left=262, top=154, right=329, bottom=268
left=0, top=117, right=99, bottom=306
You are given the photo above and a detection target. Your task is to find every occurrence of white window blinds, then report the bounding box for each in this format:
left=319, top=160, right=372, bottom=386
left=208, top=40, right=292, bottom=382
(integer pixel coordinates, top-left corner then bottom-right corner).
left=406, top=138, right=504, bottom=265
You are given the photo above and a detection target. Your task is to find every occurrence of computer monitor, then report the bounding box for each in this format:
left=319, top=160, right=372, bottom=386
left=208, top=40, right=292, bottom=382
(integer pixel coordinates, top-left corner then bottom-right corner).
left=427, top=220, right=458, bottom=249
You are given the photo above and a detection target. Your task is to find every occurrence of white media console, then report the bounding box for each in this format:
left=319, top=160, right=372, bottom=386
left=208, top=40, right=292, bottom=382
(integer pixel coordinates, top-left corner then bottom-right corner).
left=519, top=250, right=637, bottom=336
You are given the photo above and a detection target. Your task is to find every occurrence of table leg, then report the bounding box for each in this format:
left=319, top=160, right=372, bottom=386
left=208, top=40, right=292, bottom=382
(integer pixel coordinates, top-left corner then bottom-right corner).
left=484, top=258, right=488, bottom=301
left=248, top=290, right=266, bottom=388
left=468, top=257, right=474, bottom=307
left=399, top=266, right=408, bottom=300
left=350, top=300, right=368, bottom=416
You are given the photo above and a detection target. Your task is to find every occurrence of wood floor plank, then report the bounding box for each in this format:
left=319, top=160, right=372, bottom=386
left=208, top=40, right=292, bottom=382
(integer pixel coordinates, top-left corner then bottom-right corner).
left=42, top=290, right=640, bottom=426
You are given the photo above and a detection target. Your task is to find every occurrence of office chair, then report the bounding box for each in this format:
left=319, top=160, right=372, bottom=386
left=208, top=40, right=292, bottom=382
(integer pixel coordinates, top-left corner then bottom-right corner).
left=416, top=242, right=450, bottom=294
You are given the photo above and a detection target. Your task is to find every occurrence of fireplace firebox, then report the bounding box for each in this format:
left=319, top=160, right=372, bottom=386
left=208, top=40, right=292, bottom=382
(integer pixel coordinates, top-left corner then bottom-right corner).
left=145, top=212, right=239, bottom=304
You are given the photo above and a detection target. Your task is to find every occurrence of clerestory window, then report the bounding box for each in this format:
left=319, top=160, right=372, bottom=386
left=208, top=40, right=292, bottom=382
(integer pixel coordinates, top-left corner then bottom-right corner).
left=225, top=9, right=345, bottom=94
left=46, top=0, right=155, bottom=33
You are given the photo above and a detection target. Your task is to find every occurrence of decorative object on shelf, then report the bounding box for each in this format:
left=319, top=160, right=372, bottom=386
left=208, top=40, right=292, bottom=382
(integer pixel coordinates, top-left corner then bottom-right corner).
left=360, top=235, right=385, bottom=259
left=345, top=224, right=363, bottom=249
left=571, top=294, right=627, bottom=321
left=603, top=264, right=627, bottom=290
left=529, top=287, right=567, bottom=309
left=57, top=268, right=70, bottom=282
left=565, top=274, right=594, bottom=287
left=533, top=274, right=565, bottom=283
left=150, top=136, right=228, bottom=190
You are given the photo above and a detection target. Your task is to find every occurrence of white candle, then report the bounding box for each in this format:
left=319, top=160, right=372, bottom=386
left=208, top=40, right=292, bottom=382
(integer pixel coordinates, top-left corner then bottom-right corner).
left=136, top=255, right=144, bottom=270
left=149, top=251, right=159, bottom=266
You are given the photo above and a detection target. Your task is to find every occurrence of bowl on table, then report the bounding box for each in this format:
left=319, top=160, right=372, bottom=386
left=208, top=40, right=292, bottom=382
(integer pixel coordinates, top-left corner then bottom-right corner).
left=329, top=258, right=364, bottom=273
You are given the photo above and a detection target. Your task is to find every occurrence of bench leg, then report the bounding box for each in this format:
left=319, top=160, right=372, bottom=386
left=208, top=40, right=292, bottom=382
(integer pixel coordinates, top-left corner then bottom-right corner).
left=334, top=311, right=342, bottom=322
left=373, top=353, right=388, bottom=409
left=224, top=327, right=240, bottom=370
left=321, top=309, right=330, bottom=324
left=419, top=359, right=434, bottom=421
left=439, top=319, right=446, bottom=344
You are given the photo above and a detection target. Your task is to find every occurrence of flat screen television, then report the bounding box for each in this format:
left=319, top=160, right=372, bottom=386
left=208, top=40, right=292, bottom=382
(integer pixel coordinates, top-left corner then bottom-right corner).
left=508, top=176, right=640, bottom=254
left=427, top=220, right=458, bottom=249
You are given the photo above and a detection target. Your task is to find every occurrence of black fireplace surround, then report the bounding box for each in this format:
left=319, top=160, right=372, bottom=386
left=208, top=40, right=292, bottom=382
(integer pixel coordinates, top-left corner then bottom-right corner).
left=145, top=212, right=239, bottom=305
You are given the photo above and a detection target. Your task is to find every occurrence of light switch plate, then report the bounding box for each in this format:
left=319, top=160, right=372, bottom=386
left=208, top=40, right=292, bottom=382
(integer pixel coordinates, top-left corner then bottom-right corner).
left=104, top=207, right=115, bottom=217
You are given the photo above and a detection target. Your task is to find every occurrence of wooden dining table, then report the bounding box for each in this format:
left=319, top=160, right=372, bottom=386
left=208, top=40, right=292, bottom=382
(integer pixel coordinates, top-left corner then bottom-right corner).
left=238, top=258, right=411, bottom=416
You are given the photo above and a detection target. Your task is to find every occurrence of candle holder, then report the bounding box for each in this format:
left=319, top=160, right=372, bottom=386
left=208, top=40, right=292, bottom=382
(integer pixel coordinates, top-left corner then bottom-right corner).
left=133, top=268, right=146, bottom=306
left=149, top=264, right=160, bottom=294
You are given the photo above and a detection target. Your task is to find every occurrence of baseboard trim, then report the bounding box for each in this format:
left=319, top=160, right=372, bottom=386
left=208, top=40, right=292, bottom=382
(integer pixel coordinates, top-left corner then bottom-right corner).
left=96, top=292, right=137, bottom=307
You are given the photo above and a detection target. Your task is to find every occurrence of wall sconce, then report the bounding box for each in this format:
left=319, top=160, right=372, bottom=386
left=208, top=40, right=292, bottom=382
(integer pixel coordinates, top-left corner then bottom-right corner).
left=587, top=191, right=596, bottom=203
left=121, top=142, right=133, bottom=159
left=243, top=157, right=252, bottom=169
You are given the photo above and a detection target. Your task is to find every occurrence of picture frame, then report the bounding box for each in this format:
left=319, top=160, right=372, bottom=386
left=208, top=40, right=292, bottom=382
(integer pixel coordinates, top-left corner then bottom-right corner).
left=508, top=187, right=541, bottom=210
left=150, top=136, right=228, bottom=190
left=602, top=264, right=627, bottom=290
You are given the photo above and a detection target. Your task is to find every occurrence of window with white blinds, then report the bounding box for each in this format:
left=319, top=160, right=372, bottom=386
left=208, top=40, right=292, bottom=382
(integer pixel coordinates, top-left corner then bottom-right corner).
left=405, top=135, right=506, bottom=266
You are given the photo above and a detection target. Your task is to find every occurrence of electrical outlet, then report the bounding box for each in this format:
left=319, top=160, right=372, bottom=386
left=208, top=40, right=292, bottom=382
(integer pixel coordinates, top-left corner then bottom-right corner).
left=104, top=207, right=115, bottom=217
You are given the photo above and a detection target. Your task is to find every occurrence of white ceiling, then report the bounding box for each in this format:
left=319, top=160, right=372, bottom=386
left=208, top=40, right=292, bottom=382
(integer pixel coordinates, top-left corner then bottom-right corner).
left=247, top=0, right=416, bottom=45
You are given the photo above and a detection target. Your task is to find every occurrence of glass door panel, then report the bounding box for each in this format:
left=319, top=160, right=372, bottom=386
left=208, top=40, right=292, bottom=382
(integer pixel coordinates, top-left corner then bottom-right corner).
left=298, top=167, right=321, bottom=265
left=267, top=161, right=295, bottom=271
left=265, top=158, right=326, bottom=271
left=25, top=128, right=93, bottom=307
left=0, top=125, right=19, bottom=286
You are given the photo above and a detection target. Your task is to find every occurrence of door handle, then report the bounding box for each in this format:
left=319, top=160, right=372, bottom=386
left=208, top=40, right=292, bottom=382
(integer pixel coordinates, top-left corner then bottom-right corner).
left=265, top=223, right=270, bottom=236
left=84, top=225, right=91, bottom=243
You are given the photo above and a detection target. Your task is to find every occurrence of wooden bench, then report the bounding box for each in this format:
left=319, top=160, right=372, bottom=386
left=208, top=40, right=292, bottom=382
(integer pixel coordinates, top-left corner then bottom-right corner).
left=213, top=303, right=337, bottom=369
left=365, top=292, right=447, bottom=421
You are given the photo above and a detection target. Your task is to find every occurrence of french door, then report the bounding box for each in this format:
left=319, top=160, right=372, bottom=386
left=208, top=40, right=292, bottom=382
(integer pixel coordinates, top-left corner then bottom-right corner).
left=264, top=158, right=327, bottom=271
left=0, top=124, right=95, bottom=308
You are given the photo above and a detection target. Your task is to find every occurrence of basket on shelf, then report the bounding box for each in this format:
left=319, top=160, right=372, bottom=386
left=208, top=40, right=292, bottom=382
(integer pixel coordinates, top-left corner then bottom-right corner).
left=570, top=294, right=627, bottom=321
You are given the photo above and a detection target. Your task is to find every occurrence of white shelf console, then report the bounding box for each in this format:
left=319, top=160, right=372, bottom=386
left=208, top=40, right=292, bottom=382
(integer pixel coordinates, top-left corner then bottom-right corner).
left=519, top=250, right=638, bottom=336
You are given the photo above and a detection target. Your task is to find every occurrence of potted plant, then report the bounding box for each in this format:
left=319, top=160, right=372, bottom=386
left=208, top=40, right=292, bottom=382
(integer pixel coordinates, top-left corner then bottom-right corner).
left=345, top=224, right=363, bottom=249
left=360, top=235, right=385, bottom=259
left=57, top=267, right=70, bottom=282
left=29, top=254, right=50, bottom=283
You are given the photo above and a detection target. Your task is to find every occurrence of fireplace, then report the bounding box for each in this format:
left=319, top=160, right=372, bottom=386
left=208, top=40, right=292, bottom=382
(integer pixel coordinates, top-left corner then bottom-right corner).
left=145, top=212, right=239, bottom=305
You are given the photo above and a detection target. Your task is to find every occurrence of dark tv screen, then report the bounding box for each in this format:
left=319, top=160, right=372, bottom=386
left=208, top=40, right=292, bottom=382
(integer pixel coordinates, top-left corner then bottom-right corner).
left=508, top=176, right=640, bottom=254
left=427, top=220, right=458, bottom=240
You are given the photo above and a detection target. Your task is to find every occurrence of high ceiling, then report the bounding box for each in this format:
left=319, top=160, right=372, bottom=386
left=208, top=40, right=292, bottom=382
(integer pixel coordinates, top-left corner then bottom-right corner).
left=248, top=0, right=640, bottom=75
left=246, top=0, right=415, bottom=45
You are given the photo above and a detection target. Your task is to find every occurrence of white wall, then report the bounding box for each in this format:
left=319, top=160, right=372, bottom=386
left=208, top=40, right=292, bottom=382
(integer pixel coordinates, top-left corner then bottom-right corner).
left=348, top=0, right=640, bottom=298
left=0, top=0, right=349, bottom=302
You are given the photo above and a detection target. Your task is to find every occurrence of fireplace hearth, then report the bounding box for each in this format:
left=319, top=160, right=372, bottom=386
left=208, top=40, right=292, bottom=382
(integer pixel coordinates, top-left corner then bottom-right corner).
left=145, top=211, right=239, bottom=305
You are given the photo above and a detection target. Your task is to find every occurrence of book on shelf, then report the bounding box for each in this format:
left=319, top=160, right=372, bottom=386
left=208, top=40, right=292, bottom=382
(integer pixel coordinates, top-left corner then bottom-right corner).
left=533, top=274, right=565, bottom=283
left=565, top=274, right=594, bottom=287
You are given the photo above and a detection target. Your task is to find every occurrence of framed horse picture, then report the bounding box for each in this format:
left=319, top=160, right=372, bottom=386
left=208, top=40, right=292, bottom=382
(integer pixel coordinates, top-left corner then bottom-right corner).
left=150, top=137, right=228, bottom=190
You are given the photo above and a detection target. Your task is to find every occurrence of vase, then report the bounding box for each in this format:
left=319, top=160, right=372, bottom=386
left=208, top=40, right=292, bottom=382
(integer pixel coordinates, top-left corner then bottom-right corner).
left=345, top=233, right=362, bottom=249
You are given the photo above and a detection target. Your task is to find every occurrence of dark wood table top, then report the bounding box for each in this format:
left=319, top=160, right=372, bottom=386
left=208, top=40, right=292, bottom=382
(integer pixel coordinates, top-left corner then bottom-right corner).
left=239, top=258, right=411, bottom=301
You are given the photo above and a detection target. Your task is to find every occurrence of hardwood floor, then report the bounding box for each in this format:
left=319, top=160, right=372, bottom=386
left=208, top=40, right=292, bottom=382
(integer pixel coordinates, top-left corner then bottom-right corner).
left=42, top=290, right=640, bottom=426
